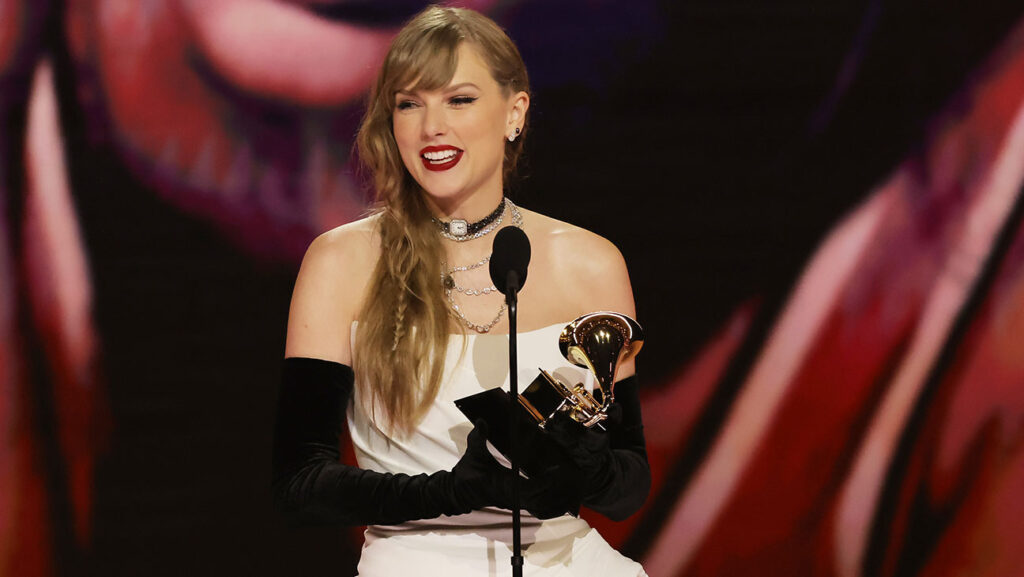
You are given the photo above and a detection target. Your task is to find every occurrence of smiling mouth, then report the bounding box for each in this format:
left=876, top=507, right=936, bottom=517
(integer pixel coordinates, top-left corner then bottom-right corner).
left=420, top=147, right=463, bottom=171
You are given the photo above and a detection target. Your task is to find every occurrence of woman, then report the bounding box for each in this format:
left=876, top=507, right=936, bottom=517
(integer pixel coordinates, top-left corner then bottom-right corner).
left=273, top=6, right=650, bottom=575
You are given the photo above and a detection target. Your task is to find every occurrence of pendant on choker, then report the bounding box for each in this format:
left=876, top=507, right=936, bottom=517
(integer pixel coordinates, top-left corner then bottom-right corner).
left=449, top=219, right=469, bottom=237
left=433, top=197, right=507, bottom=241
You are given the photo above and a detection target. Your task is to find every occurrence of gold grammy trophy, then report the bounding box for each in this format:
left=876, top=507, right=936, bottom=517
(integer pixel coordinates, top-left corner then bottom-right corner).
left=518, top=312, right=644, bottom=429
left=454, top=311, right=643, bottom=474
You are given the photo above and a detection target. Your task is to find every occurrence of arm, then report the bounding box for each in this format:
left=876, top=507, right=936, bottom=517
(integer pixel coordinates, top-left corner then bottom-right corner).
left=283, top=228, right=365, bottom=365
left=276, top=227, right=471, bottom=525
left=272, top=357, right=576, bottom=525
left=552, top=226, right=639, bottom=380
left=546, top=228, right=650, bottom=520
left=272, top=356, right=516, bottom=525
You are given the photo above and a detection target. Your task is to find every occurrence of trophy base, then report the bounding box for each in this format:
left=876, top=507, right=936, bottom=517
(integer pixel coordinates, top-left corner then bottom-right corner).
left=454, top=387, right=567, bottom=479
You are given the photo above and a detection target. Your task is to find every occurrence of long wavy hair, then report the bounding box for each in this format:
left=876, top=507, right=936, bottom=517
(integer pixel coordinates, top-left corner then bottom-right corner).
left=354, top=6, right=530, bottom=435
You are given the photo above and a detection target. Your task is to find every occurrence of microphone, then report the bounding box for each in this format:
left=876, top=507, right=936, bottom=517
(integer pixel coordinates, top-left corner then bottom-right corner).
left=489, top=226, right=531, bottom=296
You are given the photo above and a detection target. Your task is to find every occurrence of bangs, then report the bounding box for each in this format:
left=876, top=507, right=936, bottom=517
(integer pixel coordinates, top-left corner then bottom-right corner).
left=385, top=26, right=462, bottom=100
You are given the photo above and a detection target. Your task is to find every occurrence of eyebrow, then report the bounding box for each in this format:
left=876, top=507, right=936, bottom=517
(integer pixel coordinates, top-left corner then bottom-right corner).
left=444, top=82, right=481, bottom=92
left=395, top=82, right=482, bottom=97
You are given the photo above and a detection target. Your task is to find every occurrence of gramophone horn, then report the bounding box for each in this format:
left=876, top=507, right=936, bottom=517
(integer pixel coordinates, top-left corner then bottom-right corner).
left=558, top=312, right=644, bottom=406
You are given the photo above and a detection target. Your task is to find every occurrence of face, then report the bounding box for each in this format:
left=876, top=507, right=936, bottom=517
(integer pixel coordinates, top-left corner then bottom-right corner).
left=392, top=43, right=528, bottom=211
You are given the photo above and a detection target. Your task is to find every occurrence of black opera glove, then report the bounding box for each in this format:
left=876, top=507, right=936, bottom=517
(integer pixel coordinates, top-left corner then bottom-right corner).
left=272, top=357, right=467, bottom=525
left=273, top=357, right=553, bottom=526
left=542, top=375, right=650, bottom=521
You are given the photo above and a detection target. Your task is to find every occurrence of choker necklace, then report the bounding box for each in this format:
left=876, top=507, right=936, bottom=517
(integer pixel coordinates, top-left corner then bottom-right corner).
left=433, top=197, right=507, bottom=241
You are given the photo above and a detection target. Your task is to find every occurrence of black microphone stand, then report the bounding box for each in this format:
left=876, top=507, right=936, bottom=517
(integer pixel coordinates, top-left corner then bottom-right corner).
left=504, top=269, right=524, bottom=577
left=487, top=225, right=530, bottom=576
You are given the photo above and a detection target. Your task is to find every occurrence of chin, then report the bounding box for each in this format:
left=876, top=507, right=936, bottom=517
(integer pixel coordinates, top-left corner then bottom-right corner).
left=412, top=175, right=469, bottom=201
left=419, top=185, right=471, bottom=204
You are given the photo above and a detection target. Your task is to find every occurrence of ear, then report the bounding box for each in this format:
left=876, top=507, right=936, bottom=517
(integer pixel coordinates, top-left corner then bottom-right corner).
left=506, top=90, right=530, bottom=133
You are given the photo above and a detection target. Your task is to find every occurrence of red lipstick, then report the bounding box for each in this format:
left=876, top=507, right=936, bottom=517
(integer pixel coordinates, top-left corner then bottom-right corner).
left=420, top=145, right=463, bottom=171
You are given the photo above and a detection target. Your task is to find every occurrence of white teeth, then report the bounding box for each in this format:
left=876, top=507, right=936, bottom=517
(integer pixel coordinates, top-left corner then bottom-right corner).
left=423, top=149, right=458, bottom=161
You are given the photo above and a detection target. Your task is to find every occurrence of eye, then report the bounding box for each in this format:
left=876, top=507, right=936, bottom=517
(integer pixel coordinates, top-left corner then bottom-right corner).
left=449, top=96, right=477, bottom=107
left=395, top=99, right=418, bottom=111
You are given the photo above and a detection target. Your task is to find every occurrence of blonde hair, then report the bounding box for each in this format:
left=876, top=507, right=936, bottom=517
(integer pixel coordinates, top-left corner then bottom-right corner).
left=354, top=6, right=530, bottom=435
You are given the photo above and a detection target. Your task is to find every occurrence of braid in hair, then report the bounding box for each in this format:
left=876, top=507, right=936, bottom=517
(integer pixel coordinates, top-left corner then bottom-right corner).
left=391, top=287, right=410, bottom=351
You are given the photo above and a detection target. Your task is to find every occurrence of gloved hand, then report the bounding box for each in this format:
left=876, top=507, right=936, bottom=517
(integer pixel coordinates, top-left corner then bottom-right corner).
left=454, top=419, right=581, bottom=519
left=540, top=376, right=650, bottom=521
left=522, top=459, right=583, bottom=519
left=451, top=419, right=520, bottom=510
left=543, top=407, right=619, bottom=502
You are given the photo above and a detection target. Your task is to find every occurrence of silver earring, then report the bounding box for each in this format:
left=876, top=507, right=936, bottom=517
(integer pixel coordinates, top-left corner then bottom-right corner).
left=507, top=127, right=521, bottom=142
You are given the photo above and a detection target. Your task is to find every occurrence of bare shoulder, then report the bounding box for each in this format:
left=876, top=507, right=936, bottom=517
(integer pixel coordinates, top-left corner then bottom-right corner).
left=526, top=209, right=629, bottom=284
left=284, top=215, right=381, bottom=364
left=522, top=209, right=635, bottom=318
left=307, top=215, right=380, bottom=271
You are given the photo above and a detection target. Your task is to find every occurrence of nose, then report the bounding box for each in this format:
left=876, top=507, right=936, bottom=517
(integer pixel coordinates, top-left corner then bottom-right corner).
left=421, top=103, right=448, bottom=139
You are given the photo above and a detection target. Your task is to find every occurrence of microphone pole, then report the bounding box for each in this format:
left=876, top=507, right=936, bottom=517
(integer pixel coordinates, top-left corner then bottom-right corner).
left=506, top=268, right=523, bottom=577
left=489, top=226, right=530, bottom=577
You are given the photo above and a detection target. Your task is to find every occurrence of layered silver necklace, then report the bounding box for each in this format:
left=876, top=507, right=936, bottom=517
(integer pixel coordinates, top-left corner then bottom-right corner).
left=441, top=198, right=523, bottom=333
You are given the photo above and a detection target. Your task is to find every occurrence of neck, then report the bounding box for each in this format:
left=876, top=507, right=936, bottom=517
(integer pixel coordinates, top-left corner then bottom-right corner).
left=428, top=190, right=505, bottom=222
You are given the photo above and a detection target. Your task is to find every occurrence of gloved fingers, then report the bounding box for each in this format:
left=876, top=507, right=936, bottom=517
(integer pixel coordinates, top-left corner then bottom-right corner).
left=578, top=428, right=611, bottom=454
left=465, top=419, right=494, bottom=457
left=469, top=418, right=490, bottom=442
left=457, top=420, right=507, bottom=479
left=544, top=412, right=586, bottom=446
left=520, top=472, right=582, bottom=519
left=546, top=413, right=612, bottom=458
left=604, top=403, right=623, bottom=427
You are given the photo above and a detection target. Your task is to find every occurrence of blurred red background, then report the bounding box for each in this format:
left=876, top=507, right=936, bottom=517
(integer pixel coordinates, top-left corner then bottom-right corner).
left=2, top=1, right=1023, bottom=575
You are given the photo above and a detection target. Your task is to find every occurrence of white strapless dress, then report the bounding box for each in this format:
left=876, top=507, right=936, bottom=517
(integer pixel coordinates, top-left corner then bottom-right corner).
left=348, top=323, right=647, bottom=577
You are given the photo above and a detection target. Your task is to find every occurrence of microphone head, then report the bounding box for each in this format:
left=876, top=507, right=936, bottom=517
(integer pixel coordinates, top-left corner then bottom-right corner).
left=489, top=226, right=531, bottom=294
